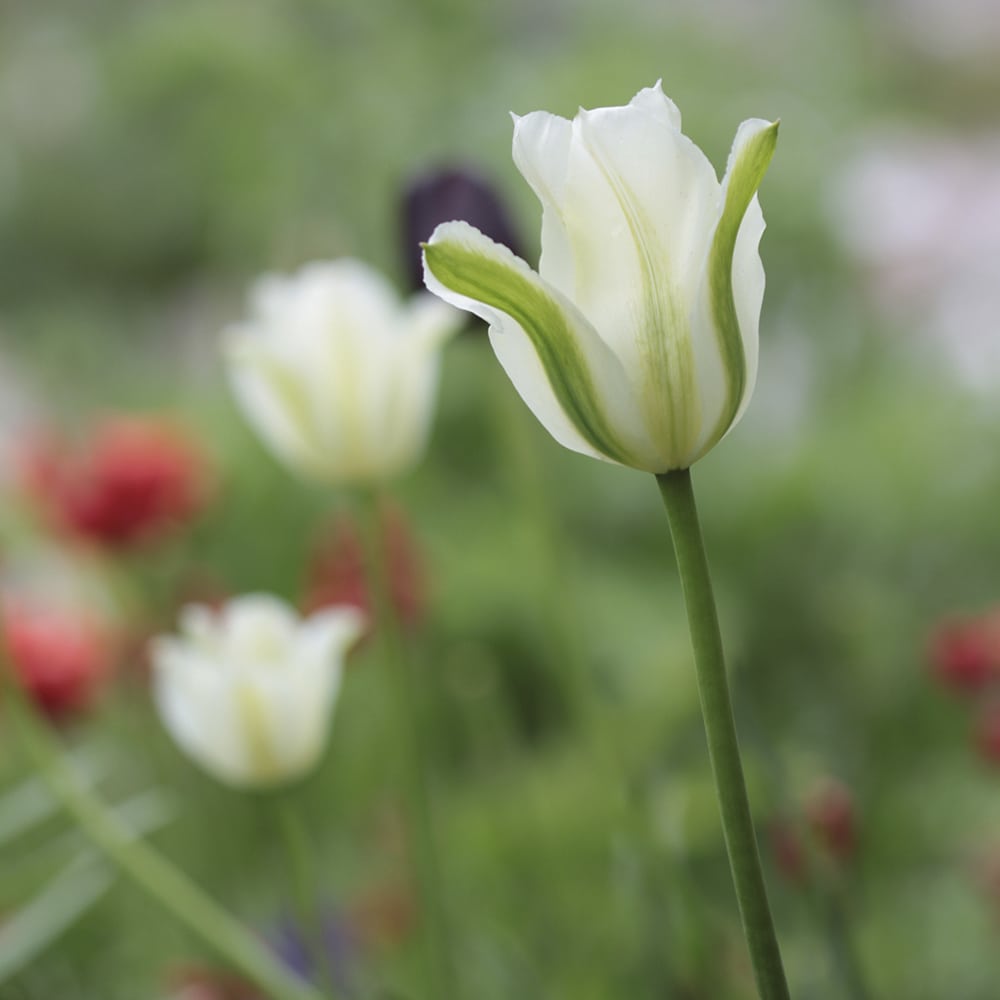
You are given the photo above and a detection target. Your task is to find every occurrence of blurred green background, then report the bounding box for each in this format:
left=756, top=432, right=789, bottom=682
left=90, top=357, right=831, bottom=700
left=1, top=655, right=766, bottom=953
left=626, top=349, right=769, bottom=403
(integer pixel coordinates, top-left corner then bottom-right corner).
left=2, top=0, right=1000, bottom=998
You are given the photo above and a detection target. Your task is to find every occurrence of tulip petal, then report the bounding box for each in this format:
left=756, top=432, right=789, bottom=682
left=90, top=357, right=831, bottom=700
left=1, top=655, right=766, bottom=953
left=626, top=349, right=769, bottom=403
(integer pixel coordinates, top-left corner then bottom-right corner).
left=423, top=222, right=649, bottom=468
left=514, top=83, right=722, bottom=466
left=695, top=118, right=778, bottom=457
left=225, top=330, right=336, bottom=479
left=151, top=643, right=252, bottom=785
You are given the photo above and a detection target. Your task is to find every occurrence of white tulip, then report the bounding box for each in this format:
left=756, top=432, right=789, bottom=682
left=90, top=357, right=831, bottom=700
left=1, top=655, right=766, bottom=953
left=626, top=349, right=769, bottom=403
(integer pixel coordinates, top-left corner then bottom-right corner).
left=224, top=260, right=462, bottom=485
left=422, top=82, right=778, bottom=473
left=150, top=595, right=366, bottom=789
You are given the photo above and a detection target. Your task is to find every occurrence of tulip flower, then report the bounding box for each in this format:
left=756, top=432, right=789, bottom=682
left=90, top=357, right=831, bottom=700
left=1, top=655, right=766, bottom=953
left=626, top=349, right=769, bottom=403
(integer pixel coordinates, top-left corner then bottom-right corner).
left=400, top=166, right=524, bottom=292
left=804, top=778, right=857, bottom=864
left=428, top=83, right=789, bottom=998
left=929, top=614, right=1000, bottom=694
left=19, top=417, right=208, bottom=549
left=422, top=81, right=778, bottom=473
left=1, top=545, right=121, bottom=719
left=3, top=601, right=114, bottom=720
left=304, top=504, right=425, bottom=631
left=150, top=595, right=366, bottom=788
left=224, top=260, right=462, bottom=485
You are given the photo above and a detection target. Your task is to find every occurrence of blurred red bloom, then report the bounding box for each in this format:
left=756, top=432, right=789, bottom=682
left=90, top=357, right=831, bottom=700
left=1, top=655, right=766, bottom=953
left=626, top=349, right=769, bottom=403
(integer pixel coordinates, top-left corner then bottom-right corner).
left=2, top=602, right=114, bottom=720
left=349, top=882, right=415, bottom=951
left=805, top=778, right=857, bottom=863
left=929, top=616, right=999, bottom=694
left=304, top=504, right=424, bottom=630
left=20, top=417, right=209, bottom=549
left=768, top=818, right=807, bottom=883
left=166, top=966, right=262, bottom=1000
left=975, top=702, right=1000, bottom=765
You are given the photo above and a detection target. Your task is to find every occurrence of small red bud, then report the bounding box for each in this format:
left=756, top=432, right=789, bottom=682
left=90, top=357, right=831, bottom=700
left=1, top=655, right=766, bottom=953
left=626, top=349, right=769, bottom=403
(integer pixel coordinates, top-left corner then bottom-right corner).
left=975, top=703, right=1000, bottom=765
left=805, top=778, right=857, bottom=863
left=304, top=504, right=425, bottom=633
left=929, top=617, right=997, bottom=694
left=769, top=818, right=807, bottom=883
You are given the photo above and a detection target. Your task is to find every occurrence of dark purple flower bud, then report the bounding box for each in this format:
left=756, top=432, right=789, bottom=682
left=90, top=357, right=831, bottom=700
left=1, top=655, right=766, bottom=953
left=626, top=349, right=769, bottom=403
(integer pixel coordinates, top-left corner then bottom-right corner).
left=400, top=167, right=524, bottom=293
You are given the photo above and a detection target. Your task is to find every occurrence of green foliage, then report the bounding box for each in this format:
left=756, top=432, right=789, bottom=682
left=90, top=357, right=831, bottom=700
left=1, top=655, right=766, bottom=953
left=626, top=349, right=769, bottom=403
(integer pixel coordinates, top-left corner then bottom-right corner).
left=2, top=0, right=1000, bottom=997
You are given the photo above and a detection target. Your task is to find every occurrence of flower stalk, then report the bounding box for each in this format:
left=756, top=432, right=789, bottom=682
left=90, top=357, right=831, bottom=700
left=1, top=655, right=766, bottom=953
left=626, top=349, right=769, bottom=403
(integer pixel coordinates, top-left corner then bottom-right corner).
left=6, top=686, right=330, bottom=1000
left=656, top=468, right=789, bottom=1000
left=272, top=792, right=339, bottom=996
left=358, top=493, right=456, bottom=1000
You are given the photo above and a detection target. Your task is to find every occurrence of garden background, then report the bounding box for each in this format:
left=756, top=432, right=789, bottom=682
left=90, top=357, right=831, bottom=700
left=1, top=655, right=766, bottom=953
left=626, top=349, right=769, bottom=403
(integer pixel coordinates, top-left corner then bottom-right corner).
left=2, top=1, right=1000, bottom=997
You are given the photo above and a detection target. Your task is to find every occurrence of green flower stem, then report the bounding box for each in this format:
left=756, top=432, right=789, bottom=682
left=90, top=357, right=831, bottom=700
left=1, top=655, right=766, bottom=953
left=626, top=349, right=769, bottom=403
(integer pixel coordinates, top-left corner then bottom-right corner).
left=359, top=492, right=456, bottom=1000
left=823, top=884, right=871, bottom=1000
left=8, top=693, right=329, bottom=1000
left=272, top=793, right=338, bottom=995
left=656, top=468, right=790, bottom=1000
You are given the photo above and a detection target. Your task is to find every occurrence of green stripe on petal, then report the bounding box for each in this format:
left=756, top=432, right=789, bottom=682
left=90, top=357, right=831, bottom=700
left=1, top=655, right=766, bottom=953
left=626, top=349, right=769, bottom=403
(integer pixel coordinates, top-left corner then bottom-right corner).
left=423, top=233, right=637, bottom=466
left=706, top=119, right=779, bottom=447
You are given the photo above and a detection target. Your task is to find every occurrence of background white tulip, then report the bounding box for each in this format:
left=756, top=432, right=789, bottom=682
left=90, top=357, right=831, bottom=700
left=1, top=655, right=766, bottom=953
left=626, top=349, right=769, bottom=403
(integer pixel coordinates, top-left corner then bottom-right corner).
left=150, top=595, right=366, bottom=788
left=422, top=82, right=778, bottom=474
left=224, top=260, right=462, bottom=485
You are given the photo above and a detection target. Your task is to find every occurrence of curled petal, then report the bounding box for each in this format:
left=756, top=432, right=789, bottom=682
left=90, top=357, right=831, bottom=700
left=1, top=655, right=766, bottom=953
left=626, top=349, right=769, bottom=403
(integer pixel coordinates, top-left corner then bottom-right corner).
left=691, top=118, right=778, bottom=460
left=423, top=222, right=654, bottom=468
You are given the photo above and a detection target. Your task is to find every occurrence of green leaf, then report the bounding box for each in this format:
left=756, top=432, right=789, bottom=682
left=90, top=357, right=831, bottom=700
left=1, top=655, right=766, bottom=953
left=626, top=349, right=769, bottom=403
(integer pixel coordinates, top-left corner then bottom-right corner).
left=0, top=858, right=113, bottom=986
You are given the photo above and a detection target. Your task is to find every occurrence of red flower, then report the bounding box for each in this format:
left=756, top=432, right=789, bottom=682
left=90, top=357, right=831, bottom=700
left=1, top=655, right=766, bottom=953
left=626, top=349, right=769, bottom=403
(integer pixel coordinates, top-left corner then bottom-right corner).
left=929, top=617, right=999, bottom=694
left=975, top=702, right=1000, bottom=765
left=20, top=417, right=208, bottom=549
left=3, top=602, right=114, bottom=720
left=805, top=778, right=857, bottom=863
left=768, top=818, right=807, bottom=883
left=166, top=966, right=262, bottom=1000
left=349, top=882, right=414, bottom=951
left=304, top=505, right=424, bottom=630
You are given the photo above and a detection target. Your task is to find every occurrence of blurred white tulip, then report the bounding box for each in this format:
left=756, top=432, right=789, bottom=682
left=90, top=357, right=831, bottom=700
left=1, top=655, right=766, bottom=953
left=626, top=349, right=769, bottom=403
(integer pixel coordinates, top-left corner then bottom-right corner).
left=151, top=595, right=366, bottom=788
left=224, top=260, right=462, bottom=485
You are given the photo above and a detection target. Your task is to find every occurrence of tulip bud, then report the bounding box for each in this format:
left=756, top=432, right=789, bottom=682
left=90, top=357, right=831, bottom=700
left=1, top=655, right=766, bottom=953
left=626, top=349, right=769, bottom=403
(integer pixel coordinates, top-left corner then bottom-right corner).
left=400, top=166, right=524, bottom=292
left=975, top=702, right=1000, bottom=765
left=929, top=616, right=998, bottom=694
left=304, top=504, right=424, bottom=630
left=805, top=778, right=857, bottom=863
left=166, top=966, right=262, bottom=1000
left=150, top=595, right=366, bottom=788
left=223, top=260, right=462, bottom=486
left=1, top=546, right=120, bottom=720
left=422, top=82, right=778, bottom=473
left=19, top=417, right=208, bottom=549
left=768, top=818, right=807, bottom=883
left=2, top=602, right=114, bottom=720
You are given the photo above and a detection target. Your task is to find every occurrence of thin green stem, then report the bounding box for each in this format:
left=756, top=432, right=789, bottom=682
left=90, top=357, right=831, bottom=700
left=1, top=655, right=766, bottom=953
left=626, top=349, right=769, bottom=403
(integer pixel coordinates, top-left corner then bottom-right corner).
left=358, top=493, right=456, bottom=1000
left=656, top=468, right=790, bottom=1000
left=273, top=794, right=338, bottom=995
left=824, top=884, right=871, bottom=1000
left=9, top=694, right=329, bottom=1000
